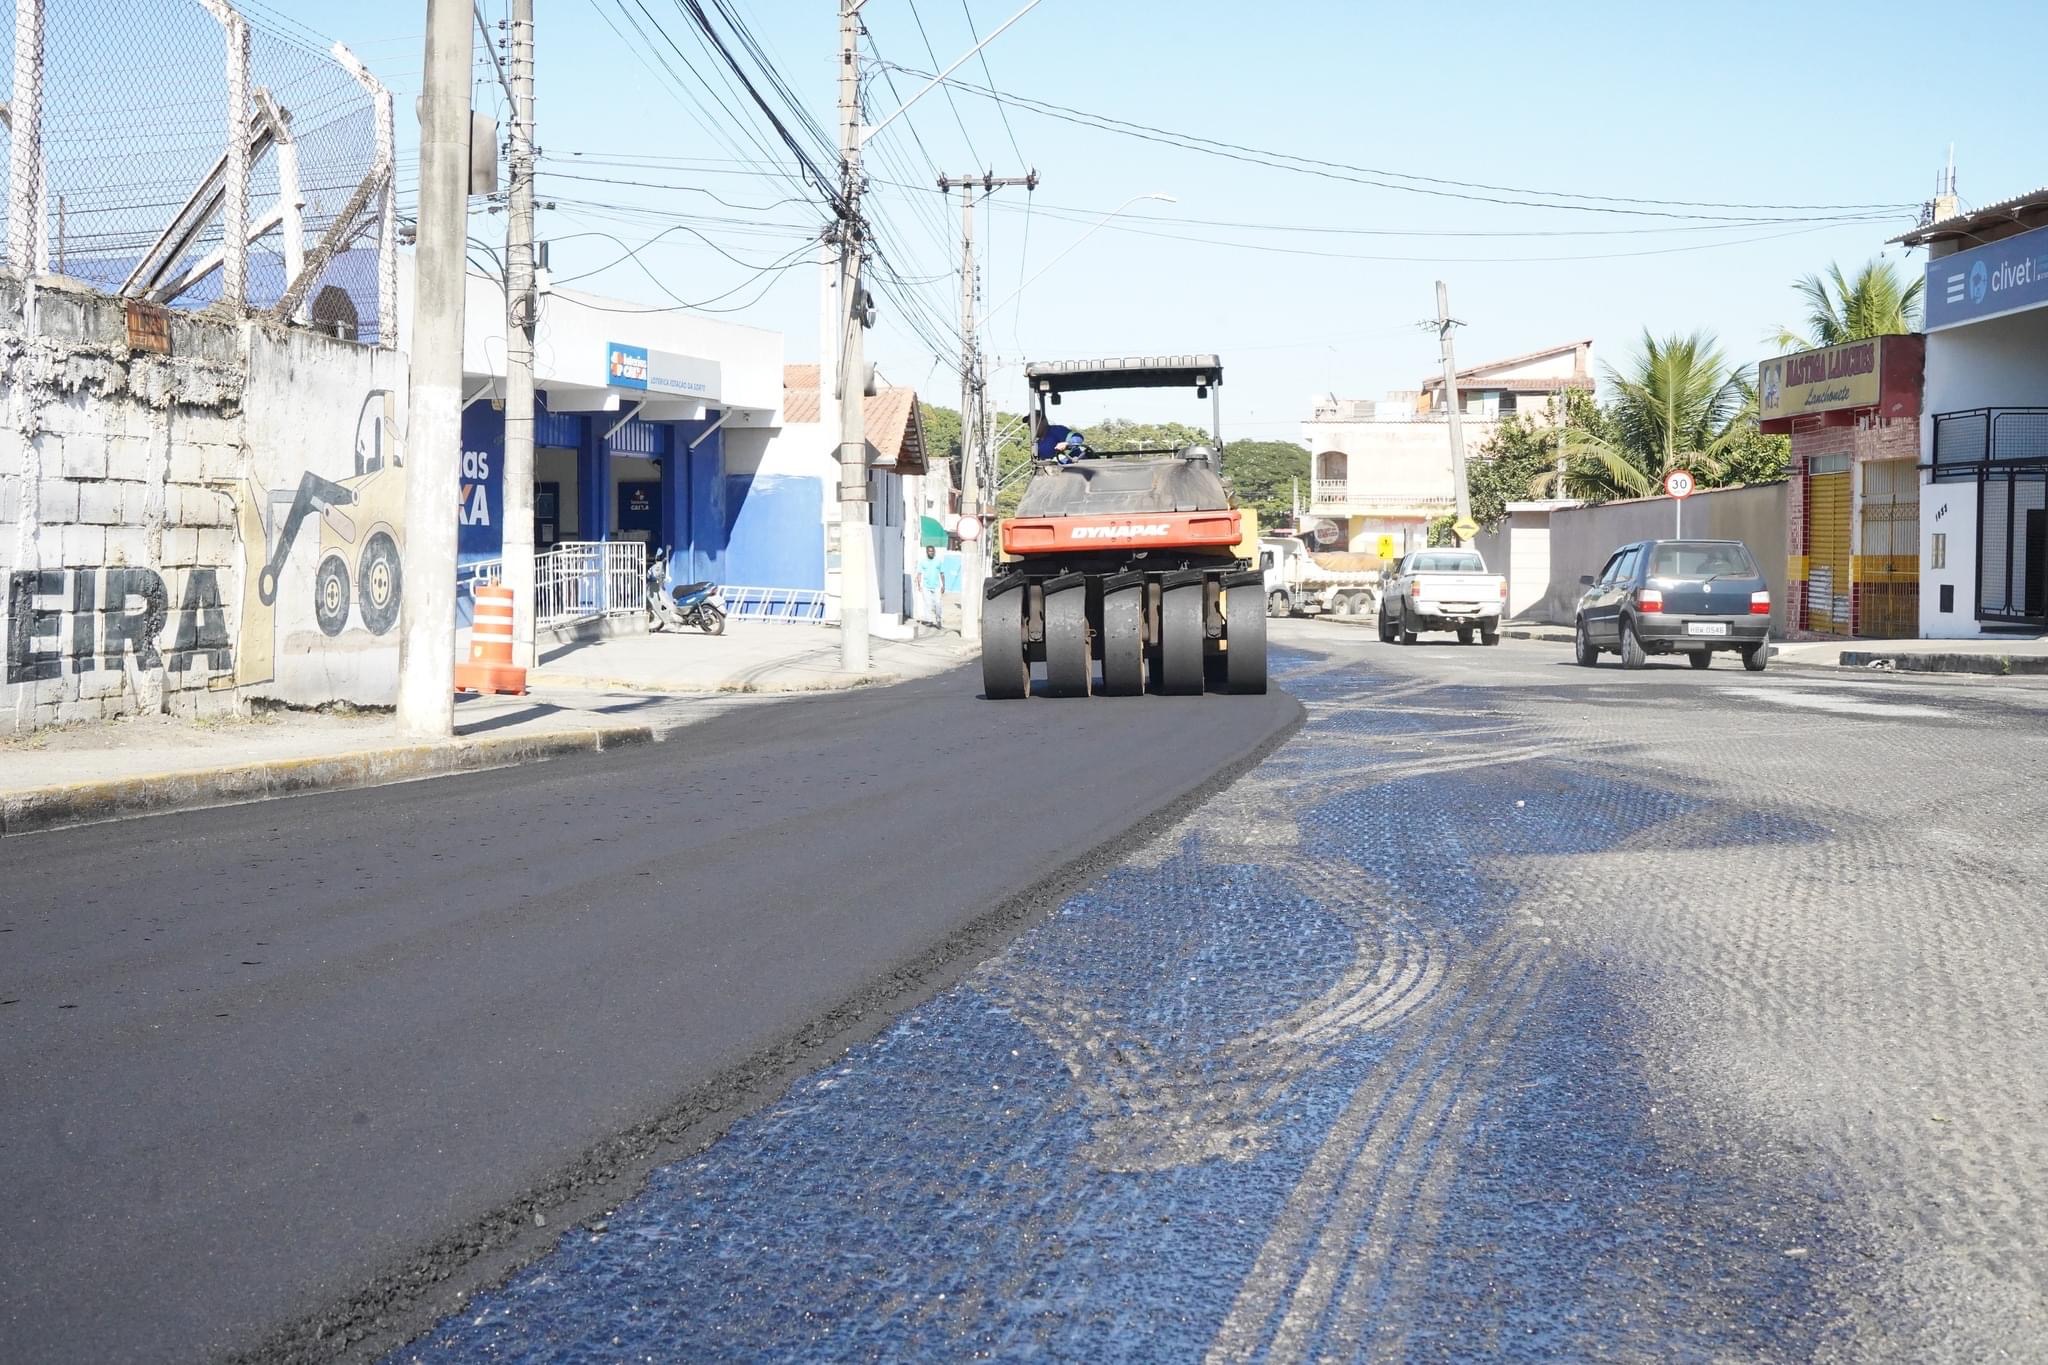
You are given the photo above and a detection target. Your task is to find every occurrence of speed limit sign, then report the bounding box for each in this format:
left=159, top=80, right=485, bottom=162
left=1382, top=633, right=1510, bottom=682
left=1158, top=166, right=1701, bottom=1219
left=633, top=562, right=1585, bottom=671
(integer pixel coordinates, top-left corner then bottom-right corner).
left=1664, top=470, right=1695, bottom=499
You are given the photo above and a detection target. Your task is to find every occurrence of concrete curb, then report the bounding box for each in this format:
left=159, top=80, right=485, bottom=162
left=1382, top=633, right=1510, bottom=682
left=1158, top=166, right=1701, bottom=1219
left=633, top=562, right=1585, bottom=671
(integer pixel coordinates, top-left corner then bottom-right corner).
left=0, top=723, right=659, bottom=838
left=1835, top=650, right=2048, bottom=676
left=532, top=670, right=906, bottom=696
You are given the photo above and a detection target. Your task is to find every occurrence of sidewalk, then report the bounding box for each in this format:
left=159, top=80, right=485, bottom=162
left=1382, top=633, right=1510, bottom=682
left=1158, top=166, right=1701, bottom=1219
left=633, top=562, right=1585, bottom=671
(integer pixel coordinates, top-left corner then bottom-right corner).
left=535, top=619, right=972, bottom=693
left=1, top=624, right=972, bottom=836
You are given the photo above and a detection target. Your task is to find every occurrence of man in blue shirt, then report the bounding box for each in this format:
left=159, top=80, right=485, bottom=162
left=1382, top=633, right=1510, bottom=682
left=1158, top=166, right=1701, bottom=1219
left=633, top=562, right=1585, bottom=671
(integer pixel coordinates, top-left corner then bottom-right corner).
left=1035, top=425, right=1088, bottom=463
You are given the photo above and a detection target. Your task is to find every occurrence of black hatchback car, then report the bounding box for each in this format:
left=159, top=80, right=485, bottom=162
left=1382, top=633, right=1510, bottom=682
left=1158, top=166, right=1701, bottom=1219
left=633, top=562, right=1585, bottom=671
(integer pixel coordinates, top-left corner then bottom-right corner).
left=1574, top=538, right=1771, bottom=671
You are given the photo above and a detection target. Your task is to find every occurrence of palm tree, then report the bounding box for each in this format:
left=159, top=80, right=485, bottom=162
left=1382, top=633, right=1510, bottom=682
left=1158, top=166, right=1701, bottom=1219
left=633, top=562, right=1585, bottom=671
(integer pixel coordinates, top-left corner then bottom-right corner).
left=1772, top=259, right=1923, bottom=352
left=1554, top=330, right=1753, bottom=501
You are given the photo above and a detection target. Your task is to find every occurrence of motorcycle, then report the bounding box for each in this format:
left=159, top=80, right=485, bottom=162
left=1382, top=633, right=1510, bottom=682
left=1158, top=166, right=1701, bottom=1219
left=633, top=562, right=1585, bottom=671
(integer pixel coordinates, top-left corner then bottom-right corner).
left=645, top=549, right=727, bottom=635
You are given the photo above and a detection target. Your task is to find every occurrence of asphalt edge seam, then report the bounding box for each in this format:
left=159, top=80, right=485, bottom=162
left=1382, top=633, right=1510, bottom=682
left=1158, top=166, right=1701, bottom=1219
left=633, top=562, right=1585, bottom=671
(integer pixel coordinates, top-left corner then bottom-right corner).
left=232, top=689, right=1309, bottom=1365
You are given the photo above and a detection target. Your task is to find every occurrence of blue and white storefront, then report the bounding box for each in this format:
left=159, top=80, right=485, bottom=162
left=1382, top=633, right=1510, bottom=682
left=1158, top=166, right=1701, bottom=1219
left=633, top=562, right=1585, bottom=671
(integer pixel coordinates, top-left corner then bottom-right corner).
left=1900, top=194, right=2048, bottom=637
left=401, top=257, right=823, bottom=606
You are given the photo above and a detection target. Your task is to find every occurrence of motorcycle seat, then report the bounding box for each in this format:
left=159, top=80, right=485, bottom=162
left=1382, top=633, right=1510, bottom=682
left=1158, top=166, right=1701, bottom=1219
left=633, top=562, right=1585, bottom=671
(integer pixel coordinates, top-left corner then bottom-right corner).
left=671, top=581, right=713, bottom=600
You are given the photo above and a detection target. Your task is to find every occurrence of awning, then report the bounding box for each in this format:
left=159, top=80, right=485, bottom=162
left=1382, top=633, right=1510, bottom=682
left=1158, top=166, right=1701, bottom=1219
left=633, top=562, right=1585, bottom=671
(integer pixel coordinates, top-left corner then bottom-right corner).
left=920, top=515, right=950, bottom=548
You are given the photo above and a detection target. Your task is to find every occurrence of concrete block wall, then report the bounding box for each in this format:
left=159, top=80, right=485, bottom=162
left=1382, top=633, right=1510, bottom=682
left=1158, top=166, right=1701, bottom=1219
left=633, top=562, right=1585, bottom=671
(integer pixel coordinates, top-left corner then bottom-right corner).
left=2, top=278, right=407, bottom=730
left=1532, top=482, right=1792, bottom=632
left=2, top=281, right=247, bottom=728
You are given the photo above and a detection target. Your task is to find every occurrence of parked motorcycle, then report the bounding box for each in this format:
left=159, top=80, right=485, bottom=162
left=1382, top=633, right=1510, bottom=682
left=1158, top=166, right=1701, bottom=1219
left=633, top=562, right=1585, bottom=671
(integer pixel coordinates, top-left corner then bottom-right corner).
left=646, top=549, right=727, bottom=635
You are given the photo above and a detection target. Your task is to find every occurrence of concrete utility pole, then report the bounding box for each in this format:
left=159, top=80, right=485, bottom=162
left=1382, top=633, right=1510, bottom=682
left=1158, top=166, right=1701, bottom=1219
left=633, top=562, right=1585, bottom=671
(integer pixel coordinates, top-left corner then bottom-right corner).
left=501, top=0, right=537, bottom=667
left=836, top=0, right=871, bottom=673
left=1435, top=279, right=1473, bottom=545
left=941, top=170, right=1035, bottom=650
left=397, top=0, right=472, bottom=736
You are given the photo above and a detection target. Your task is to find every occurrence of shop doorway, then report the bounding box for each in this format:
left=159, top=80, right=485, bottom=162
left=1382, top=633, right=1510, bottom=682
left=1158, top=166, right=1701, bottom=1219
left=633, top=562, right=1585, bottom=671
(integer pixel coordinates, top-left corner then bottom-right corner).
left=1856, top=459, right=1919, bottom=638
left=1978, top=469, right=2048, bottom=627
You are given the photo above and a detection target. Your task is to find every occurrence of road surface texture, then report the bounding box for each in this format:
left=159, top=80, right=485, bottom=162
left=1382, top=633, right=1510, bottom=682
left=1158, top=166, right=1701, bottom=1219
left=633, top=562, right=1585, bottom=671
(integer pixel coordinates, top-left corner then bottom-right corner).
left=388, top=622, right=2045, bottom=1364
left=0, top=672, right=1300, bottom=1364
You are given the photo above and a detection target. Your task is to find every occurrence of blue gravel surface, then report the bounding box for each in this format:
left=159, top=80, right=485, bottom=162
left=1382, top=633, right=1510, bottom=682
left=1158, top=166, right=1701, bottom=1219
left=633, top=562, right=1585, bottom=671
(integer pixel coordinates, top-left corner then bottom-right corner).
left=389, top=651, right=1854, bottom=1363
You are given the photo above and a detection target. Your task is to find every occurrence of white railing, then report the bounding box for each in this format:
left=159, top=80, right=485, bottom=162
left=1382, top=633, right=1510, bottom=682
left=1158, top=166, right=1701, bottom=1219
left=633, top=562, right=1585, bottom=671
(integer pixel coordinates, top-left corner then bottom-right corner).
left=535, top=540, right=646, bottom=631
left=725, top=586, right=827, bottom=623
left=1310, top=481, right=1458, bottom=513
left=457, top=542, right=645, bottom=632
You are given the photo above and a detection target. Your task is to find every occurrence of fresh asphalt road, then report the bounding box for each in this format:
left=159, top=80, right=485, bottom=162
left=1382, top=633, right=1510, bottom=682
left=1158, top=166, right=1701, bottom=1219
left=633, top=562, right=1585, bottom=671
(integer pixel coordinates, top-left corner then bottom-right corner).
left=0, top=667, right=1299, bottom=1365
left=389, top=621, right=2047, bottom=1364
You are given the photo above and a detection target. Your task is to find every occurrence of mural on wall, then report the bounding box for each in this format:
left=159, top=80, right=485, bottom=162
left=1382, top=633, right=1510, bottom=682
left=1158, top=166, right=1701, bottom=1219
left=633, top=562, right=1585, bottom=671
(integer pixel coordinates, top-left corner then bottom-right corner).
left=5, top=567, right=232, bottom=684
left=229, top=385, right=406, bottom=692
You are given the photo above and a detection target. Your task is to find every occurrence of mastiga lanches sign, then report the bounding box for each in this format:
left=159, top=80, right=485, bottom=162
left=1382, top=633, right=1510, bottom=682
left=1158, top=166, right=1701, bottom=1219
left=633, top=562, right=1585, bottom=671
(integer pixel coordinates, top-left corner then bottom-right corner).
left=1924, top=223, right=2048, bottom=331
left=1758, top=339, right=1880, bottom=421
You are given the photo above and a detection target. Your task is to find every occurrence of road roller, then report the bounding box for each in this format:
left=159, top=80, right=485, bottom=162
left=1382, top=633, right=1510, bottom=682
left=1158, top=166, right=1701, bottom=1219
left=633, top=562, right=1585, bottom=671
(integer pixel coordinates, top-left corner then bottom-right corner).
left=979, top=355, right=1266, bottom=698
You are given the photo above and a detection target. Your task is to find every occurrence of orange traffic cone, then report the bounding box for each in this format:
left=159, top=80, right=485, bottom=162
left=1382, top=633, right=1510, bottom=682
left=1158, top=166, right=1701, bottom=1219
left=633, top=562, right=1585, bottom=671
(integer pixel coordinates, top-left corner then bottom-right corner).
left=454, top=585, right=528, bottom=696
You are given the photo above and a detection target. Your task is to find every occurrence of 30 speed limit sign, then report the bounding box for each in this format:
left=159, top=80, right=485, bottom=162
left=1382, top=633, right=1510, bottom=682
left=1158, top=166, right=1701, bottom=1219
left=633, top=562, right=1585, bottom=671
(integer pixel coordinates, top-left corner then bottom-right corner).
left=1664, top=470, right=1696, bottom=499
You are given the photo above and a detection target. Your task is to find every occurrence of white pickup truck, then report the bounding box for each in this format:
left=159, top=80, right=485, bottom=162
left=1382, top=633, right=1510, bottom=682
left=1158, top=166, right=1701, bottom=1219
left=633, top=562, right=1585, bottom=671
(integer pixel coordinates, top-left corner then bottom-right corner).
left=1377, top=547, right=1507, bottom=645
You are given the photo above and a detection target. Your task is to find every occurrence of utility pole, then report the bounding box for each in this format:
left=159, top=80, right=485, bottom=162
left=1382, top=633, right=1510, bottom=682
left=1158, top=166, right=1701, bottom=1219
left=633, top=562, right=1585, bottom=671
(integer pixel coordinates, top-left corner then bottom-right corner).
left=941, top=170, right=1035, bottom=650
left=397, top=0, right=472, bottom=736
left=835, top=0, right=871, bottom=673
left=501, top=0, right=537, bottom=667
left=1434, top=279, right=1473, bottom=546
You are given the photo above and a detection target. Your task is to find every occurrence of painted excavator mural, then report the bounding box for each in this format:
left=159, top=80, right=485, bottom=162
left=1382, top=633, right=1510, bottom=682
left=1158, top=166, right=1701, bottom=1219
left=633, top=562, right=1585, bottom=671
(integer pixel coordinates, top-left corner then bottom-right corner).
left=227, top=387, right=405, bottom=697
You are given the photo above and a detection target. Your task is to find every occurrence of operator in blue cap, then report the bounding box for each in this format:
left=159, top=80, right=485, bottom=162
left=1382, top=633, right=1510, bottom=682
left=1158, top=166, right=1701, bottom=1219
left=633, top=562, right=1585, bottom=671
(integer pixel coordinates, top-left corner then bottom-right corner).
left=1035, top=424, right=1088, bottom=464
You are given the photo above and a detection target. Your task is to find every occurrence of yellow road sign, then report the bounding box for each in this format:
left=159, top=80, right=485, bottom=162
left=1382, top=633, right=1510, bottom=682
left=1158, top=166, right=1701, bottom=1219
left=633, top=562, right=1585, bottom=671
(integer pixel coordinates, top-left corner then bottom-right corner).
left=1452, top=516, right=1480, bottom=542
left=1375, top=534, right=1395, bottom=560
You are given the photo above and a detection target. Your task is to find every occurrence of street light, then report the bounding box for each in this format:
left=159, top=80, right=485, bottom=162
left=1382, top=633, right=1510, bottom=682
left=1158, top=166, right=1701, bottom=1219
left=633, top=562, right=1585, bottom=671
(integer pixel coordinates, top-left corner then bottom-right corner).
left=981, top=192, right=1176, bottom=322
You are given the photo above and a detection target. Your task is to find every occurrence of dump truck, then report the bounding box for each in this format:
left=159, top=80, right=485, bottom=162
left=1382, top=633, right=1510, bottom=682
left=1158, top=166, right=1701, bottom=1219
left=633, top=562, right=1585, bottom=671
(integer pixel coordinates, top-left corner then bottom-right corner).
left=1258, top=537, right=1386, bottom=618
left=980, top=355, right=1265, bottom=698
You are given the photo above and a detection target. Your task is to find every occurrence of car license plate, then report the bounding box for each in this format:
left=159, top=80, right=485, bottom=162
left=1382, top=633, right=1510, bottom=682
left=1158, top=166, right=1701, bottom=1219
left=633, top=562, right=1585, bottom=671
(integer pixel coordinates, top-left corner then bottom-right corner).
left=1686, top=622, right=1729, bottom=637
left=1443, top=603, right=1476, bottom=613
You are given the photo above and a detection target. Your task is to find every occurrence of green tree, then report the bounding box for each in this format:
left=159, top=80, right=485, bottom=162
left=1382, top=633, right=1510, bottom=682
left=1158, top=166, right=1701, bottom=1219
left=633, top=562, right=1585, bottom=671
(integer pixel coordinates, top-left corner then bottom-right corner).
left=1221, top=439, right=1310, bottom=529
left=919, top=401, right=962, bottom=468
left=1771, top=258, right=1923, bottom=352
left=1468, top=390, right=1606, bottom=527
left=1560, top=330, right=1757, bottom=501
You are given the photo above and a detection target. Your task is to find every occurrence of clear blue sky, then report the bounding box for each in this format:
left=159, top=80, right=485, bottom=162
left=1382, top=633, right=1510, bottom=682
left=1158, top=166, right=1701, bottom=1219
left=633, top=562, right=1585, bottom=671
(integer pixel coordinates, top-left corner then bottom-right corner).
left=266, top=0, right=2044, bottom=436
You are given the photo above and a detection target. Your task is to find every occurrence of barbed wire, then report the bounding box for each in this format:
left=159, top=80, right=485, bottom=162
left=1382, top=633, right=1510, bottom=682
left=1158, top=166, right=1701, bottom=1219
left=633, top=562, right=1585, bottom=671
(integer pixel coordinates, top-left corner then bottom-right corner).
left=3, top=0, right=392, bottom=342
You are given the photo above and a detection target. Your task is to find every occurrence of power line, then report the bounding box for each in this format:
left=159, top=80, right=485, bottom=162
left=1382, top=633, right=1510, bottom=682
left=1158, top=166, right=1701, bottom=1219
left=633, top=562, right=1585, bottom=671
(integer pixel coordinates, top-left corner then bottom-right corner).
left=538, top=167, right=826, bottom=216
left=881, top=65, right=1922, bottom=221
left=931, top=213, right=1874, bottom=266
left=960, top=0, right=1025, bottom=165
left=959, top=192, right=1903, bottom=239
left=904, top=0, right=980, bottom=167
left=670, top=0, right=847, bottom=213
left=553, top=236, right=816, bottom=313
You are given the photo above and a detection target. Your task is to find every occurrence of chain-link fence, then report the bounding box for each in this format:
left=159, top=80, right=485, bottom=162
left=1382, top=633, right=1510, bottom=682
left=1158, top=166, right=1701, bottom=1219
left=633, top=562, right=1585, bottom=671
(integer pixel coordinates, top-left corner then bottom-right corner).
left=2, top=0, right=396, bottom=344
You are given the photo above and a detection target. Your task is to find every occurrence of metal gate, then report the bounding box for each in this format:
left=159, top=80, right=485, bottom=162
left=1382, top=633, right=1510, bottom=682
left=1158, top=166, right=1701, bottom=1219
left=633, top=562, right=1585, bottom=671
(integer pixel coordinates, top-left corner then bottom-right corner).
left=1805, top=458, right=1851, bottom=634
left=1857, top=459, right=1919, bottom=638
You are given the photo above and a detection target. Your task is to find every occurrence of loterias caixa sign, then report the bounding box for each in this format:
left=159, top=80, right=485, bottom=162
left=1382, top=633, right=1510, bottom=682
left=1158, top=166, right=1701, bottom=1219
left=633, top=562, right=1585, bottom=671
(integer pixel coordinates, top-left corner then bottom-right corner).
left=1923, top=223, right=2048, bottom=331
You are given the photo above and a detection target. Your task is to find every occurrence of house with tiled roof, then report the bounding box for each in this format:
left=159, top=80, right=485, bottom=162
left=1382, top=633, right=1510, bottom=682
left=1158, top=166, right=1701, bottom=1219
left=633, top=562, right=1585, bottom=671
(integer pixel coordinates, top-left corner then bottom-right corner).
left=1302, top=339, right=1593, bottom=557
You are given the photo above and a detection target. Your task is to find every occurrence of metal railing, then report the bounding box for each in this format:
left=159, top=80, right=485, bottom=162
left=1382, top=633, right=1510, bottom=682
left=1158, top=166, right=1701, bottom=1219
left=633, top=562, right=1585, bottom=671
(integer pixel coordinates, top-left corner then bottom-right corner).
left=535, top=540, right=645, bottom=631
left=1929, top=407, right=2048, bottom=480
left=456, top=541, right=645, bottom=632
left=1310, top=481, right=1457, bottom=512
left=725, top=586, right=827, bottom=623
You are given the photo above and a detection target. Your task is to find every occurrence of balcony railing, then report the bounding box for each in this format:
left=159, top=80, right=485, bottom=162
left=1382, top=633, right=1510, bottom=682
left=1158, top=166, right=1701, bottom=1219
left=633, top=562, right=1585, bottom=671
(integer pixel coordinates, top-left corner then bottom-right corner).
left=1310, top=479, right=1457, bottom=513
left=1929, top=407, right=2048, bottom=480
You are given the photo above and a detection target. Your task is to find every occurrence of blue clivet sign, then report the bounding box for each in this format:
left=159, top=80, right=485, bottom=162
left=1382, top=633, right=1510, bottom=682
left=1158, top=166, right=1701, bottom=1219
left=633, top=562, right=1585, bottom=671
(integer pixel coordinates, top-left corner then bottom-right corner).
left=1924, top=224, right=2048, bottom=331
